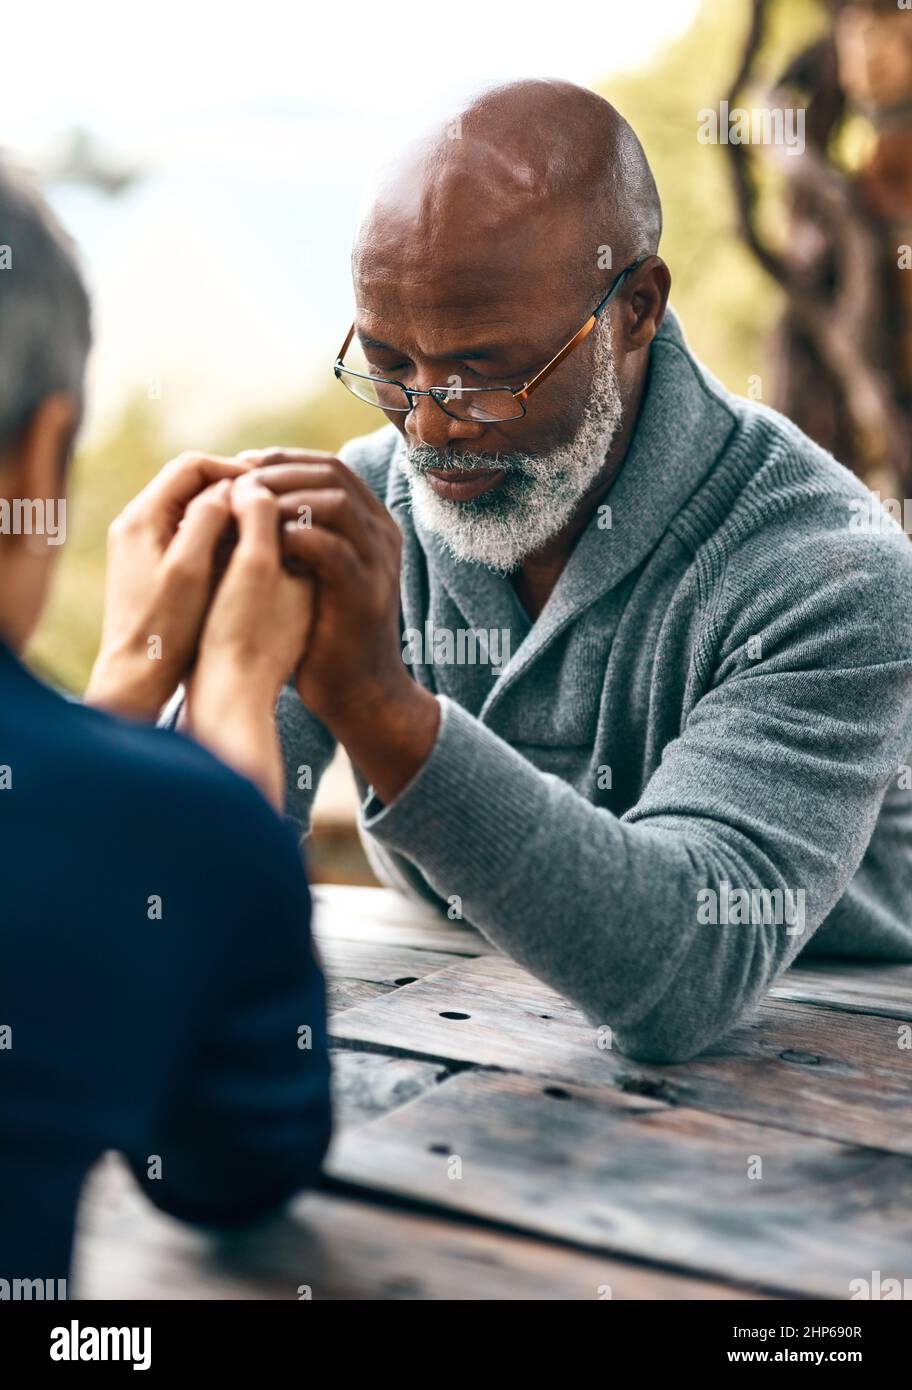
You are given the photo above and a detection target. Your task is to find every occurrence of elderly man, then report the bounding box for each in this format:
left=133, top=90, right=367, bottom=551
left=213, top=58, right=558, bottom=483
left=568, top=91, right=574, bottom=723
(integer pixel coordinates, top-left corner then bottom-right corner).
left=255, top=79, right=912, bottom=1064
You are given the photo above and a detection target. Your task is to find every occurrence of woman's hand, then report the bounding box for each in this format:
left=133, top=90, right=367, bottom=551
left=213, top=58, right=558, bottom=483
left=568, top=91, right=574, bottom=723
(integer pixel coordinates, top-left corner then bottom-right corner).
left=184, top=473, right=315, bottom=809
left=86, top=452, right=251, bottom=720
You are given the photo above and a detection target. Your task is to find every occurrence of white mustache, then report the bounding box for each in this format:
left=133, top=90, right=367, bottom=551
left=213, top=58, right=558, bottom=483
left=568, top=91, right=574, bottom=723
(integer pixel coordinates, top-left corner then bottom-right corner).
left=406, top=446, right=529, bottom=476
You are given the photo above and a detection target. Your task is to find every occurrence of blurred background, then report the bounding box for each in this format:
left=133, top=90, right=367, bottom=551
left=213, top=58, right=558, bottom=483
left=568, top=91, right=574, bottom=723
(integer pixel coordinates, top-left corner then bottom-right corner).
left=5, top=0, right=910, bottom=878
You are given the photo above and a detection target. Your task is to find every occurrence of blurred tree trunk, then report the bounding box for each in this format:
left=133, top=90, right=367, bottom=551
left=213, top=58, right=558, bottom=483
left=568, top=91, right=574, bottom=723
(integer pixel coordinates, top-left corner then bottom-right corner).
left=726, top=0, right=912, bottom=492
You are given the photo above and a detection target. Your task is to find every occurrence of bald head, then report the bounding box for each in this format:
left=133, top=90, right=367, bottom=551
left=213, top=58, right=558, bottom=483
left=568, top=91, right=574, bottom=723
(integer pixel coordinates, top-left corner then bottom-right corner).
left=355, top=79, right=661, bottom=292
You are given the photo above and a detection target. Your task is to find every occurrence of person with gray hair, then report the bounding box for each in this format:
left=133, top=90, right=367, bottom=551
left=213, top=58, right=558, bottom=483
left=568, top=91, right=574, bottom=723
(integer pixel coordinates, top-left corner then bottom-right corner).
left=0, top=165, right=90, bottom=447
left=0, top=164, right=331, bottom=1292
left=0, top=167, right=90, bottom=621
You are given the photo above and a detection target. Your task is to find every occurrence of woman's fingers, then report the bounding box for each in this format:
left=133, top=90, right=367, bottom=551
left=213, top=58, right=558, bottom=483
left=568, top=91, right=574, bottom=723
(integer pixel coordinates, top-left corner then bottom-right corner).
left=148, top=451, right=252, bottom=508
left=195, top=475, right=315, bottom=679
left=113, top=453, right=254, bottom=560
left=230, top=473, right=283, bottom=567
left=164, top=478, right=234, bottom=581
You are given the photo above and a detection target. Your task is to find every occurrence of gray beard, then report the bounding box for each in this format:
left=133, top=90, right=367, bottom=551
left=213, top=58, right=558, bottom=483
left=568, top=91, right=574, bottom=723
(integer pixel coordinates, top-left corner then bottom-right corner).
left=398, top=322, right=623, bottom=573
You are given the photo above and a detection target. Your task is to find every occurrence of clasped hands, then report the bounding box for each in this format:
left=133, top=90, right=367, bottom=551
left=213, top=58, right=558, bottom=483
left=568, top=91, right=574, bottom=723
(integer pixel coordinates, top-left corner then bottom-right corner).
left=86, top=449, right=440, bottom=810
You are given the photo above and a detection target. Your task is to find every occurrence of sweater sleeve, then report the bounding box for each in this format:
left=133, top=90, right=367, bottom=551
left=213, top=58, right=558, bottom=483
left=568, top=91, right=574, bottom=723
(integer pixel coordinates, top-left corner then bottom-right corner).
left=360, top=526, right=912, bottom=1063
left=276, top=683, right=337, bottom=836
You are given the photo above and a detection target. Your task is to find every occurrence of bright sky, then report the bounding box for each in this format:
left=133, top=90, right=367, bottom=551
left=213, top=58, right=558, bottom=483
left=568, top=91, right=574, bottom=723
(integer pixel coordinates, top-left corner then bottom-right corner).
left=1, top=0, right=700, bottom=441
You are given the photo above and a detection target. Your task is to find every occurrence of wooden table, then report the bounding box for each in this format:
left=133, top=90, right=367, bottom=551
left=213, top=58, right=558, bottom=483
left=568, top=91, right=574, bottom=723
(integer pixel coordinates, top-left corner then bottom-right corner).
left=73, top=885, right=912, bottom=1300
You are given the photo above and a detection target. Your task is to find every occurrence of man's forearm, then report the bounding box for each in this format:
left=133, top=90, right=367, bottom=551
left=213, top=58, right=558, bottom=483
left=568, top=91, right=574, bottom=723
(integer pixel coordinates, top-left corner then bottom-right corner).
left=327, top=679, right=440, bottom=806
left=350, top=693, right=874, bottom=1064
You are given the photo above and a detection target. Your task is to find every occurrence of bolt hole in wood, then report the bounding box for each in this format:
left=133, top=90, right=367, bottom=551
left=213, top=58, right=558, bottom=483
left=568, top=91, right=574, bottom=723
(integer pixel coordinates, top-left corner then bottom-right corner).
left=439, top=1011, right=471, bottom=1020
left=616, top=1074, right=678, bottom=1104
left=393, top=977, right=418, bottom=985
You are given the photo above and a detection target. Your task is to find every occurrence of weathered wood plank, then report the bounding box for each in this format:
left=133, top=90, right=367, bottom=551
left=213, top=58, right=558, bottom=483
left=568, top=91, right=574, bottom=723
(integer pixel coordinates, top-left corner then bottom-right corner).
left=771, top=959, right=912, bottom=1021
left=320, top=936, right=465, bottom=988
left=326, top=978, right=393, bottom=1015
left=72, top=1155, right=767, bottom=1301
left=327, top=1067, right=912, bottom=1300
left=329, top=954, right=912, bottom=1154
left=321, top=928, right=470, bottom=1018
left=678, top=999, right=912, bottom=1151
left=313, top=884, right=495, bottom=956
left=330, top=1049, right=451, bottom=1130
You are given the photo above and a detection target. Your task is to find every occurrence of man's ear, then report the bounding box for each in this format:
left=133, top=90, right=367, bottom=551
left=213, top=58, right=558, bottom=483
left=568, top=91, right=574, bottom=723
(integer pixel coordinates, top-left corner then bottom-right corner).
left=2, top=393, right=80, bottom=509
left=624, top=258, right=671, bottom=351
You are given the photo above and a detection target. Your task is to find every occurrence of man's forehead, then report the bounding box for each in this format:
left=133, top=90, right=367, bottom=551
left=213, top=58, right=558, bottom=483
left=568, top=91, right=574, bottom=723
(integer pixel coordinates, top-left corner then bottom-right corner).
left=357, top=199, right=586, bottom=281
left=353, top=220, right=590, bottom=333
left=359, top=262, right=525, bottom=324
left=353, top=277, right=564, bottom=358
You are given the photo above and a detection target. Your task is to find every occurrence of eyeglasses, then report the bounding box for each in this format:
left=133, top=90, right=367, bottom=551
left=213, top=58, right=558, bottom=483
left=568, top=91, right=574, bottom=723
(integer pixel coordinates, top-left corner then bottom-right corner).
left=333, top=255, right=647, bottom=423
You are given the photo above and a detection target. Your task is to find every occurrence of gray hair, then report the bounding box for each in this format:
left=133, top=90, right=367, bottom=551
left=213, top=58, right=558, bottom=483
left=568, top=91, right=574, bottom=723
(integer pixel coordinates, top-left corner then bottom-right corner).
left=0, top=160, right=91, bottom=452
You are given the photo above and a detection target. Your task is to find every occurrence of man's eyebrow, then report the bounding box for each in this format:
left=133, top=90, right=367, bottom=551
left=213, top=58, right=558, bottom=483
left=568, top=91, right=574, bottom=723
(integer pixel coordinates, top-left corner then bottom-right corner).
left=357, top=332, right=398, bottom=352
left=356, top=330, right=507, bottom=362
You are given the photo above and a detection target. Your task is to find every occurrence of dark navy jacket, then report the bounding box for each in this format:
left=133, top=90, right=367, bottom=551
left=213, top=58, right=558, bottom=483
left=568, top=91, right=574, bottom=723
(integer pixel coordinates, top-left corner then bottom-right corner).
left=0, top=641, right=331, bottom=1289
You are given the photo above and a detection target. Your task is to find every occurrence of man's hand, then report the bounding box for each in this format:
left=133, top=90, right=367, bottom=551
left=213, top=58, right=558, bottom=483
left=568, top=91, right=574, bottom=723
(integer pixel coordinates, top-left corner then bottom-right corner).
left=86, top=451, right=252, bottom=720
left=184, top=473, right=315, bottom=809
left=251, top=450, right=440, bottom=804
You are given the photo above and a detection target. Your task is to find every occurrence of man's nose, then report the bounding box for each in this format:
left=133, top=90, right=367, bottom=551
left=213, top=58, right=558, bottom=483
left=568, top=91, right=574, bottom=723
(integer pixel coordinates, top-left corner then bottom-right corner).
left=404, top=393, right=486, bottom=450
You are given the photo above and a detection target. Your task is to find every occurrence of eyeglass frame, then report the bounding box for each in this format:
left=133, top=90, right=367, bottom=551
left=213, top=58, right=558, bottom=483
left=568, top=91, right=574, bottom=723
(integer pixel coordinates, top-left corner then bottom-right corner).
left=333, top=253, right=649, bottom=421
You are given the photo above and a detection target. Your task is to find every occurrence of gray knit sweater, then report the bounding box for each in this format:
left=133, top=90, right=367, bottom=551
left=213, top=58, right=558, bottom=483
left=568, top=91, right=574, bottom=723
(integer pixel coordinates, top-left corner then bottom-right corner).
left=278, top=308, right=912, bottom=1063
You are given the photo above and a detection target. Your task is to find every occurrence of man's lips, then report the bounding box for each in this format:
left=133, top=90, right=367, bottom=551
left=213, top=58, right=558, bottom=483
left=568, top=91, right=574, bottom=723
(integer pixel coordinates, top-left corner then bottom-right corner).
left=424, top=466, right=504, bottom=501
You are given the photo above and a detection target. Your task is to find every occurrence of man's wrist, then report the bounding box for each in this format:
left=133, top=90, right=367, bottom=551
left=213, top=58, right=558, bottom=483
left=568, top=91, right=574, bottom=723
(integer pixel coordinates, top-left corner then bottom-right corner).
left=326, top=677, right=441, bottom=806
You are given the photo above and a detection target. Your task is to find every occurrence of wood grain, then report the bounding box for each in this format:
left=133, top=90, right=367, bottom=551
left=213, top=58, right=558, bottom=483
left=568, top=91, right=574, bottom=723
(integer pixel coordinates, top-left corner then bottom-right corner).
left=330, top=954, right=912, bottom=1154
left=331, top=1049, right=452, bottom=1131
left=319, top=936, right=464, bottom=988
left=326, top=979, right=393, bottom=1014
left=73, top=1155, right=767, bottom=1301
left=770, top=959, right=912, bottom=1021
left=328, top=1066, right=912, bottom=1300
